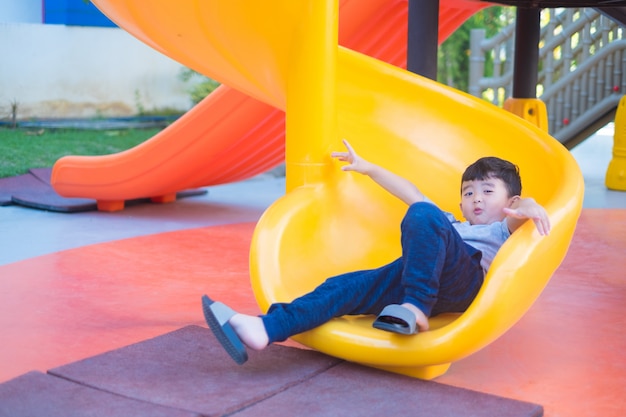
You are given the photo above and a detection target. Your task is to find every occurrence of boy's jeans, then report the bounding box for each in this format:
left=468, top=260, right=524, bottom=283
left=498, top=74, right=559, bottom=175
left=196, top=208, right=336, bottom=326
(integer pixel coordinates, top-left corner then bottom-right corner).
left=262, top=202, right=484, bottom=344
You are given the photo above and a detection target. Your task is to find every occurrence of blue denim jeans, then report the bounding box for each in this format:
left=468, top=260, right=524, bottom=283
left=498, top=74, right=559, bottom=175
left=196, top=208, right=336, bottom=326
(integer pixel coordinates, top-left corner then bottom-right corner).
left=261, top=202, right=484, bottom=343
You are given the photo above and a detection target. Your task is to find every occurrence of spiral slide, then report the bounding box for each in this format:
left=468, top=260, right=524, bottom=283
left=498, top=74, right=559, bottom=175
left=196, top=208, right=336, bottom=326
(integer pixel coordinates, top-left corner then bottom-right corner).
left=63, top=0, right=584, bottom=379
left=50, top=0, right=485, bottom=209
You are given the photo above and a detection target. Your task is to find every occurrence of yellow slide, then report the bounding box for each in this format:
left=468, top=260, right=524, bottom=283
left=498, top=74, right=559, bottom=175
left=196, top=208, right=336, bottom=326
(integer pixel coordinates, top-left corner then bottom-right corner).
left=89, top=0, right=584, bottom=378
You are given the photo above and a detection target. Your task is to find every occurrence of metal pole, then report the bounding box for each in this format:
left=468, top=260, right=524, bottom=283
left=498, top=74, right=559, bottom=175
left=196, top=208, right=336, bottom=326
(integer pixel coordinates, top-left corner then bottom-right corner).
left=469, top=29, right=486, bottom=97
left=512, top=7, right=541, bottom=98
left=407, top=0, right=439, bottom=80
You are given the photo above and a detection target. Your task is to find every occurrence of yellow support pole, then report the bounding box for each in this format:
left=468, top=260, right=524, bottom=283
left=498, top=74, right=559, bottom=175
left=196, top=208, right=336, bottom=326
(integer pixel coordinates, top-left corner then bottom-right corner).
left=606, top=96, right=626, bottom=191
left=503, top=97, right=549, bottom=132
left=284, top=0, right=338, bottom=192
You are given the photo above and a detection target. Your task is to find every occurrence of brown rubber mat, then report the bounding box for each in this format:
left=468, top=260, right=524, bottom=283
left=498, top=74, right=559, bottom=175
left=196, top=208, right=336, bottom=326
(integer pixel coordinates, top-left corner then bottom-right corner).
left=40, top=325, right=542, bottom=417
left=1, top=168, right=207, bottom=212
left=0, top=371, right=200, bottom=417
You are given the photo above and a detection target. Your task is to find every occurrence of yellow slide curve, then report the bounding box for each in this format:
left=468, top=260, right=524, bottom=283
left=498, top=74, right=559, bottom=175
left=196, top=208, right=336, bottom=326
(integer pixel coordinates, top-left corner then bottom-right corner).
left=88, top=0, right=584, bottom=378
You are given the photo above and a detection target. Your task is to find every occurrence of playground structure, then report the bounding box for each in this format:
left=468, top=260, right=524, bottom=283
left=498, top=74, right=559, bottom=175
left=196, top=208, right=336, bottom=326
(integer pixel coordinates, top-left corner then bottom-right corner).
left=470, top=7, right=626, bottom=147
left=470, top=5, right=626, bottom=190
left=49, top=2, right=626, bottom=207
left=50, top=0, right=589, bottom=379
left=50, top=0, right=487, bottom=210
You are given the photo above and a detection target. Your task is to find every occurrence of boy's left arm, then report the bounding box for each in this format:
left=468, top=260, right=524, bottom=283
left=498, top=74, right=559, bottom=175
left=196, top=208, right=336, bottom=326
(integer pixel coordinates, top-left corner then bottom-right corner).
left=503, top=198, right=551, bottom=236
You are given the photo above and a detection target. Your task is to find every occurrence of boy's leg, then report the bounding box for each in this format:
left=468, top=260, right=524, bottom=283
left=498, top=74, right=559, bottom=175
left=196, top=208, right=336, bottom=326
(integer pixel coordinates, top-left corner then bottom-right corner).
left=399, top=202, right=483, bottom=317
left=261, top=202, right=482, bottom=343
left=262, top=260, right=405, bottom=343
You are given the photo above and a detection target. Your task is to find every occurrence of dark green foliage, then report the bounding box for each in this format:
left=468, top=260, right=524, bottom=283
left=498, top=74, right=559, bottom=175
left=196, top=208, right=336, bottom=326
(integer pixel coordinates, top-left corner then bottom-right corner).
left=437, top=6, right=514, bottom=92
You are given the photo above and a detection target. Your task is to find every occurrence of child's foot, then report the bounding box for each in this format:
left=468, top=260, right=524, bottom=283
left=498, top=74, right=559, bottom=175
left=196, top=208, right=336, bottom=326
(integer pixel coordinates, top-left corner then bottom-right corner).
left=201, top=295, right=248, bottom=364
left=201, top=295, right=270, bottom=365
left=229, top=314, right=269, bottom=351
left=400, top=303, right=429, bottom=332
left=372, top=303, right=429, bottom=335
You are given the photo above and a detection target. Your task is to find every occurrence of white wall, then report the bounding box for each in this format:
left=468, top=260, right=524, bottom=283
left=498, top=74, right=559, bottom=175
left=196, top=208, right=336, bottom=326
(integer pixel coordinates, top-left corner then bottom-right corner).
left=0, top=23, right=194, bottom=119
left=0, top=0, right=42, bottom=23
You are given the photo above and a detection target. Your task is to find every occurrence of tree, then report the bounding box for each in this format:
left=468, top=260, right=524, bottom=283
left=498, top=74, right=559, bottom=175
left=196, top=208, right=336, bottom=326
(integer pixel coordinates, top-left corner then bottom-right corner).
left=437, top=6, right=514, bottom=92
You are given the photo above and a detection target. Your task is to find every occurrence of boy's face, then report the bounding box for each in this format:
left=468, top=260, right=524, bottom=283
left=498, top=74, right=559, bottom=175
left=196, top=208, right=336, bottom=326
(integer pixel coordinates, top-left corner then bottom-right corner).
left=460, top=177, right=519, bottom=225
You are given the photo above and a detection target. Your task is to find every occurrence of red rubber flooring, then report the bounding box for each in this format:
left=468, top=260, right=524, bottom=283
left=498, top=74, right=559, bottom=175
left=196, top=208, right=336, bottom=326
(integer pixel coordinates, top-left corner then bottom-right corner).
left=0, top=209, right=625, bottom=416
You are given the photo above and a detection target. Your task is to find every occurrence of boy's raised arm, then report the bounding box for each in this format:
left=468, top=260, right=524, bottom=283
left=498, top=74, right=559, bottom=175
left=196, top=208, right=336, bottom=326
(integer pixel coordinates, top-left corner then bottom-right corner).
left=503, top=198, right=551, bottom=236
left=331, top=139, right=424, bottom=206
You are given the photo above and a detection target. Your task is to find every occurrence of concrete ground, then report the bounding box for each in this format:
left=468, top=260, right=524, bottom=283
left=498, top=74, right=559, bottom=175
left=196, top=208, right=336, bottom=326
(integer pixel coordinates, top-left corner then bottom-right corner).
left=1, top=124, right=625, bottom=266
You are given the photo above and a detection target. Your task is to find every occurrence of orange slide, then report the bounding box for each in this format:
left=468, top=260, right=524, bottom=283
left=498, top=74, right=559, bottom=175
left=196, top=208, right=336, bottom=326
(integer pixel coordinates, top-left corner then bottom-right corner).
left=51, top=0, right=487, bottom=210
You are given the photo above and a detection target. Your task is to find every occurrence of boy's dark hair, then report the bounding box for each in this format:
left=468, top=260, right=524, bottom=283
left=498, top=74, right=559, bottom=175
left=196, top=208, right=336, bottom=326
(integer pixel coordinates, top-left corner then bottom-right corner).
left=461, top=157, right=522, bottom=197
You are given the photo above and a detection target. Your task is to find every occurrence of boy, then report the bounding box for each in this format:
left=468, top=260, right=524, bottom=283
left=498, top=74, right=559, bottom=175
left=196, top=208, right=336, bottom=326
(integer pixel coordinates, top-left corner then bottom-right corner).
left=202, top=139, right=550, bottom=365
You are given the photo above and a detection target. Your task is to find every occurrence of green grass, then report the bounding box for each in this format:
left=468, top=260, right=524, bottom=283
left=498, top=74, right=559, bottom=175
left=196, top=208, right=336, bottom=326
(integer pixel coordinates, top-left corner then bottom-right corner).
left=0, top=127, right=162, bottom=178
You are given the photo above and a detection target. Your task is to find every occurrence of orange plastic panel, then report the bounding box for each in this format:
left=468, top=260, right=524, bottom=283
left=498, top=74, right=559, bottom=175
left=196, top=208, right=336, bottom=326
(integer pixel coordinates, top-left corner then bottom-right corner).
left=96, top=200, right=125, bottom=212
left=51, top=0, right=487, bottom=202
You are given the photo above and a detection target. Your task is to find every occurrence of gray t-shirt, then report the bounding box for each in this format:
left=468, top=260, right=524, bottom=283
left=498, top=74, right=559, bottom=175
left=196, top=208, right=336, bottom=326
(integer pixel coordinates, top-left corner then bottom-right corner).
left=449, top=217, right=510, bottom=272
left=425, top=198, right=511, bottom=272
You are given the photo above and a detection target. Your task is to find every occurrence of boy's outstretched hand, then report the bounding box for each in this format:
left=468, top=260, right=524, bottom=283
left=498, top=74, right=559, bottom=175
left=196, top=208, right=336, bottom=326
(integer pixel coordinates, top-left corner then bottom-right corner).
left=330, top=139, right=372, bottom=175
left=330, top=139, right=425, bottom=206
left=503, top=198, right=551, bottom=236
